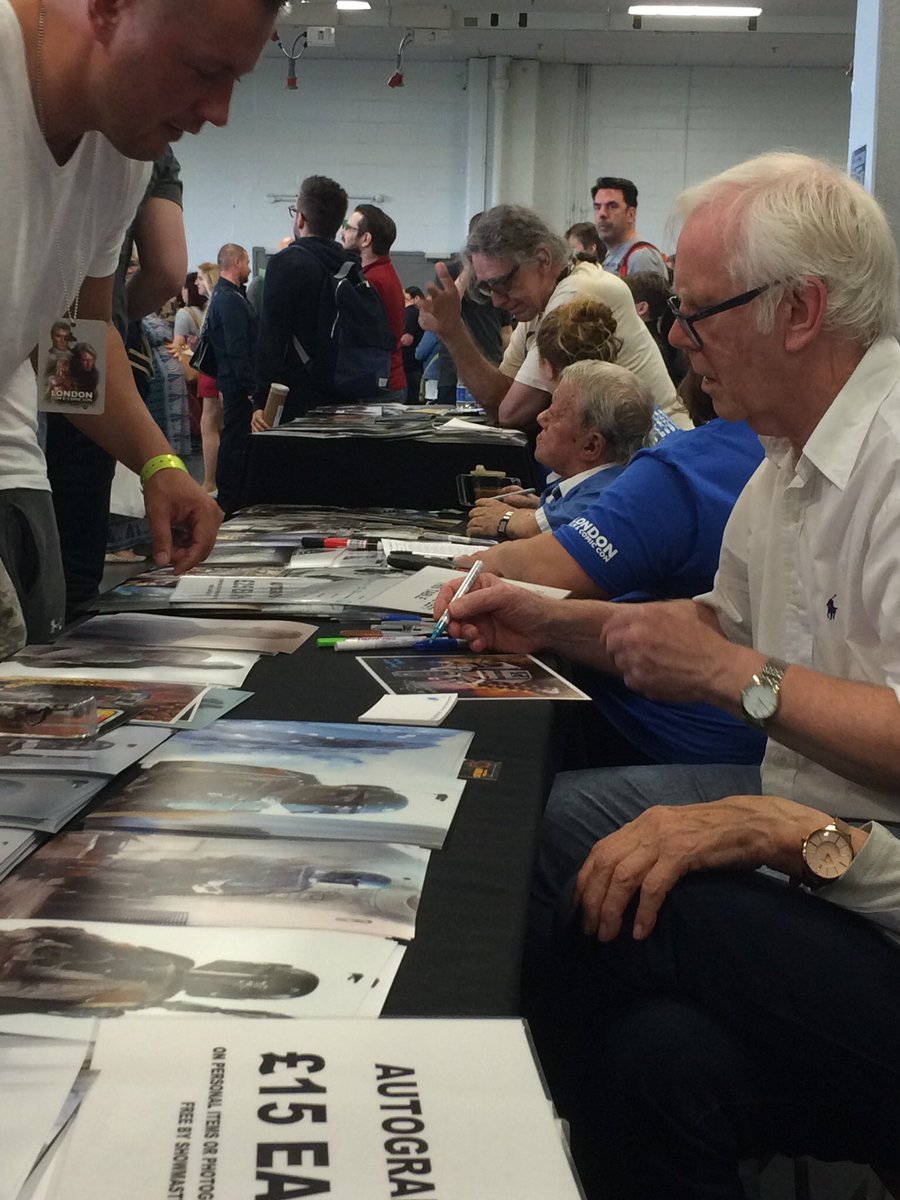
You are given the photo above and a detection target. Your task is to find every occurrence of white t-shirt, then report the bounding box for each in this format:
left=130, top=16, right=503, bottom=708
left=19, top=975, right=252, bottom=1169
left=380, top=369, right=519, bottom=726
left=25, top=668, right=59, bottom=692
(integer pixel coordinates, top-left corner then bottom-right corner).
left=0, top=0, right=149, bottom=490
left=499, top=260, right=683, bottom=422
left=698, top=336, right=900, bottom=824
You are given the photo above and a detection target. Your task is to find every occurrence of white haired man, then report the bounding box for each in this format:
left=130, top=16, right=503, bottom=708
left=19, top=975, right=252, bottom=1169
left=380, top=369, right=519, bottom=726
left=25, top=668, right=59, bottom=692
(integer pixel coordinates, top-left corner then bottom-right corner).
left=466, top=361, right=653, bottom=541
left=0, top=0, right=279, bottom=649
left=436, top=153, right=900, bottom=1195
left=416, top=204, right=680, bottom=430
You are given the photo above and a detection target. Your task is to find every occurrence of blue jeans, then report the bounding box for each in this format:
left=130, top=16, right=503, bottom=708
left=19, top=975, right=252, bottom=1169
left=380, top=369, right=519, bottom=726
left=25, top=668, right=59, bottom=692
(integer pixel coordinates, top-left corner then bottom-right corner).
left=530, top=763, right=762, bottom=944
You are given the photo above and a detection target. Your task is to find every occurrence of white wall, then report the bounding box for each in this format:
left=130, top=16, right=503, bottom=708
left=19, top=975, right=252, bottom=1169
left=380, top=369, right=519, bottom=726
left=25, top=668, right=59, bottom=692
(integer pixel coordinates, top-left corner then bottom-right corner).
left=177, top=56, right=470, bottom=265
left=175, top=55, right=851, bottom=267
left=546, top=65, right=852, bottom=252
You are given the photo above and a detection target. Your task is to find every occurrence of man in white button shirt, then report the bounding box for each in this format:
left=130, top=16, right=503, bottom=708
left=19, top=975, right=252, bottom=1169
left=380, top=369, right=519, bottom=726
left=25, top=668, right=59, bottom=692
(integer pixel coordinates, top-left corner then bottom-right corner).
left=436, top=152, right=900, bottom=1197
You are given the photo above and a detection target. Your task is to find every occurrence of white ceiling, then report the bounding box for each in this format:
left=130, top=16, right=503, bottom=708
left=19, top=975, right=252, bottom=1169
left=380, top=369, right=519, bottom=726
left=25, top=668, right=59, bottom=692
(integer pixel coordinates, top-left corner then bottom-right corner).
left=271, top=0, right=858, bottom=67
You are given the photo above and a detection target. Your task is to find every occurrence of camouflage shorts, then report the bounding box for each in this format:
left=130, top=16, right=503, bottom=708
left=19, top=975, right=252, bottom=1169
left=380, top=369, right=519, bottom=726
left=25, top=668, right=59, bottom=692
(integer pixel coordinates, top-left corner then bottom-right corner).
left=0, top=558, right=26, bottom=660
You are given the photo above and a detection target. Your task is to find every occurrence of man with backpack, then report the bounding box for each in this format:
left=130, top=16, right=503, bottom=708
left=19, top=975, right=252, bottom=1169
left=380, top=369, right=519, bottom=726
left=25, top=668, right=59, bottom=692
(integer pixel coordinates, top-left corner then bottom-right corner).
left=591, top=177, right=668, bottom=281
left=342, top=204, right=407, bottom=400
left=254, top=176, right=394, bottom=425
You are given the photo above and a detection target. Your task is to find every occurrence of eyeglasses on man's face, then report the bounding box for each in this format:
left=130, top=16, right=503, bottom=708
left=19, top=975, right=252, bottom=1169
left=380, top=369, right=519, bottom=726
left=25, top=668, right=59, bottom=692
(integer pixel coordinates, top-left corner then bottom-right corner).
left=476, top=262, right=525, bottom=299
left=667, top=282, right=777, bottom=350
left=341, top=219, right=362, bottom=235
left=288, top=204, right=297, bottom=219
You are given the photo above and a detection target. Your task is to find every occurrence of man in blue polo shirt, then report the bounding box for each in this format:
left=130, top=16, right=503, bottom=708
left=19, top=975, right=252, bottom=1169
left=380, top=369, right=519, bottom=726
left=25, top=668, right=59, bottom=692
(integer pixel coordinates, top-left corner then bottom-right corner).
left=466, top=361, right=654, bottom=541
left=462, top=389, right=764, bottom=764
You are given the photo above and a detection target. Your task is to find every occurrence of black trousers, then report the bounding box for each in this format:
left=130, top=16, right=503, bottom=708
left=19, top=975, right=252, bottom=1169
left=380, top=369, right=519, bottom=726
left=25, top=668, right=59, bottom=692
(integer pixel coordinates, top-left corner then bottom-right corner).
left=531, top=869, right=900, bottom=1199
left=216, top=387, right=251, bottom=516
left=45, top=416, right=116, bottom=619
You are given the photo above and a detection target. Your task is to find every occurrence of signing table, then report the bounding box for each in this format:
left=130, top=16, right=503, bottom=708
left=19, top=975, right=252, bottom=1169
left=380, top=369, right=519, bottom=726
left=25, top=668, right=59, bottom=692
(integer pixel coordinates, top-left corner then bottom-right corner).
left=234, top=624, right=566, bottom=1015
left=242, top=422, right=540, bottom=510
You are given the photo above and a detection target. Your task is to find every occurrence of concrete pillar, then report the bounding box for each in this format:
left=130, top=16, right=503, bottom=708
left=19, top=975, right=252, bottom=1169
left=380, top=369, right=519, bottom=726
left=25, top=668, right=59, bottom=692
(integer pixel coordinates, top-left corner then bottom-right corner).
left=465, top=58, right=490, bottom=222
left=848, top=0, right=900, bottom=241
left=489, top=56, right=511, bottom=207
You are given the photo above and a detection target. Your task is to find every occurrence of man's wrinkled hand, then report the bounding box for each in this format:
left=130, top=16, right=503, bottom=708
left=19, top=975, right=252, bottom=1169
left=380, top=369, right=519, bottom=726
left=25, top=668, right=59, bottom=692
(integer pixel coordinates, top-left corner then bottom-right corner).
left=415, top=262, right=464, bottom=338
left=574, top=794, right=825, bottom=943
left=466, top=499, right=508, bottom=537
left=600, top=599, right=737, bottom=705
left=432, top=571, right=548, bottom=653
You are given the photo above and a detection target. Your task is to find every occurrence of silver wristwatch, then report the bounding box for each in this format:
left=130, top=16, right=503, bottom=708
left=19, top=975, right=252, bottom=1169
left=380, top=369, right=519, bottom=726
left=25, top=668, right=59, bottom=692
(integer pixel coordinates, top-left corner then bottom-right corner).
left=740, top=657, right=788, bottom=728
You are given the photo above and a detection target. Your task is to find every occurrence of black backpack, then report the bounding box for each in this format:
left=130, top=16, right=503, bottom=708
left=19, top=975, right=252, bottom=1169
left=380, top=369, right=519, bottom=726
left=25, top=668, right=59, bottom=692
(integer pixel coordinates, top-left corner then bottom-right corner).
left=292, top=255, right=395, bottom=401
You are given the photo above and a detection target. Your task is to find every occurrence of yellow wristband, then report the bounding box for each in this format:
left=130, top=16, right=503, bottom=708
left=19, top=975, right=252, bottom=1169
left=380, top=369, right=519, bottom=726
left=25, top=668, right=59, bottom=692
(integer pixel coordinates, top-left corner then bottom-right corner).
left=139, top=454, right=188, bottom=490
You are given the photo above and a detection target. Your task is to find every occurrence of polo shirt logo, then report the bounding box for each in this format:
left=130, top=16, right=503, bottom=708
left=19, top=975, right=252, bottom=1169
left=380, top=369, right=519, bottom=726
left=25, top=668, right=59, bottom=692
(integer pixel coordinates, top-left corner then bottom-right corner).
left=570, top=517, right=619, bottom=563
left=826, top=594, right=838, bottom=620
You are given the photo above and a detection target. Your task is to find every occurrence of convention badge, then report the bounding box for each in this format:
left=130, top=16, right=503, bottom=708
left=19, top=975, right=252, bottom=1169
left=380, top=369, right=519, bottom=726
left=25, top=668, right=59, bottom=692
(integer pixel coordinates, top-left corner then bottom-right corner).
left=37, top=317, right=107, bottom=414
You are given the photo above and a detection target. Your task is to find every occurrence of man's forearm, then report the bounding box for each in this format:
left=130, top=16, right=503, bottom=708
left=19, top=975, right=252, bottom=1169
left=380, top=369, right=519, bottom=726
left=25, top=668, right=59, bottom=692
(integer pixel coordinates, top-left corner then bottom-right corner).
left=703, top=652, right=900, bottom=793
left=474, top=533, right=609, bottom=598
left=534, top=598, right=620, bottom=672
left=126, top=196, right=187, bottom=322
left=125, top=266, right=182, bottom=323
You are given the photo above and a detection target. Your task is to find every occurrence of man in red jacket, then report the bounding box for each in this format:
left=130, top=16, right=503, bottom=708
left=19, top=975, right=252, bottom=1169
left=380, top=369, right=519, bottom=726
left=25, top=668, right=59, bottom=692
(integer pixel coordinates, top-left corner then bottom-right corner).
left=342, top=204, right=406, bottom=399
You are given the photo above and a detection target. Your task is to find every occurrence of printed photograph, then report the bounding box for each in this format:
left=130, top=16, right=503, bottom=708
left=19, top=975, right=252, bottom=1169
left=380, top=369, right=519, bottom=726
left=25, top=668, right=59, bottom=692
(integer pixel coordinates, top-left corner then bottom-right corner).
left=358, top=654, right=592, bottom=700
left=0, top=919, right=404, bottom=1027
left=0, top=679, right=208, bottom=725
left=0, top=831, right=428, bottom=940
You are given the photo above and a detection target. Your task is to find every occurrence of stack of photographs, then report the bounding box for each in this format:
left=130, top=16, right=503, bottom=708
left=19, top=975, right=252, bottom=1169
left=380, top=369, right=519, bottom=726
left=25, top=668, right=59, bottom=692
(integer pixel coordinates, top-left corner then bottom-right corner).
left=94, top=504, right=470, bottom=615
left=85, top=719, right=473, bottom=849
left=0, top=720, right=474, bottom=1039
left=0, top=725, right=172, bottom=835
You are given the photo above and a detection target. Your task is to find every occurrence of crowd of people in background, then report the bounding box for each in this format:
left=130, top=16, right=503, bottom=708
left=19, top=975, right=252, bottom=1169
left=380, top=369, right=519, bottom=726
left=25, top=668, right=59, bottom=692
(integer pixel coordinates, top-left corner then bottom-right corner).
left=159, top=171, right=687, bottom=521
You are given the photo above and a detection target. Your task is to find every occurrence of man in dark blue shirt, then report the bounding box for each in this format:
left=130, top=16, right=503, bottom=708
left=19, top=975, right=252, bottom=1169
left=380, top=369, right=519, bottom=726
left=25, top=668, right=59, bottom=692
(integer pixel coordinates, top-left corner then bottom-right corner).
left=205, top=243, right=257, bottom=514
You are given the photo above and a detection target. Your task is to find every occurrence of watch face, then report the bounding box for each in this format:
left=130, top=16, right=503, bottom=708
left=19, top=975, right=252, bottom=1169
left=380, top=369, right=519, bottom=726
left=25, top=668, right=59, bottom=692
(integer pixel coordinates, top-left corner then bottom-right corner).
left=804, top=828, right=854, bottom=881
left=741, top=682, right=778, bottom=722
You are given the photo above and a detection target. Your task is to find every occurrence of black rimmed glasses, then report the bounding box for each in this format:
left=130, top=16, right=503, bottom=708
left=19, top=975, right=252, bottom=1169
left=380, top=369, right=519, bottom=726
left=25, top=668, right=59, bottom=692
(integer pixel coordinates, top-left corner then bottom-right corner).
left=288, top=204, right=297, bottom=218
left=667, top=282, right=777, bottom=350
left=476, top=262, right=524, bottom=299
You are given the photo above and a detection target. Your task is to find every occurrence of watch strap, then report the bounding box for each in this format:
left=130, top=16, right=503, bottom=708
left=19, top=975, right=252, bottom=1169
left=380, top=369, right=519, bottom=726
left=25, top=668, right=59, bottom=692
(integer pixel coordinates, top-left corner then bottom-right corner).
left=741, top=656, right=789, bottom=728
left=758, top=656, right=788, bottom=690
left=496, top=509, right=515, bottom=539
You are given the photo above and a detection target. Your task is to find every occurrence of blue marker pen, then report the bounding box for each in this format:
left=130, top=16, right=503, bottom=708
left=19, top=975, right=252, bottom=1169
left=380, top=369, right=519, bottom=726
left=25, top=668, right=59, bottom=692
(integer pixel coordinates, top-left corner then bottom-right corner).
left=430, top=558, right=485, bottom=641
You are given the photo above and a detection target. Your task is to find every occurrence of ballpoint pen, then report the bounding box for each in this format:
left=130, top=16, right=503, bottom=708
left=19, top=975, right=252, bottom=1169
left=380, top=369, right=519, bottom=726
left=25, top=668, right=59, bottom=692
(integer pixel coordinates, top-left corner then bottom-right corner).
left=430, top=558, right=484, bottom=641
left=334, top=636, right=468, bottom=652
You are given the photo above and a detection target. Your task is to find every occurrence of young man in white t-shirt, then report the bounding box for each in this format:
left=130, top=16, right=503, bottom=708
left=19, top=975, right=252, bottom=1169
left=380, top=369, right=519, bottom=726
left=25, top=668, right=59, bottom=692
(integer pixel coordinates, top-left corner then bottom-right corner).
left=0, top=0, right=279, bottom=644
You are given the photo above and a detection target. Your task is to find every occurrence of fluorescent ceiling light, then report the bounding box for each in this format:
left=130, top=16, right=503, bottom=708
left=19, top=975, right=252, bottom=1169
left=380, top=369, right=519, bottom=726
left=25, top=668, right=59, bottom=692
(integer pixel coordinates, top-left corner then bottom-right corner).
left=336, top=0, right=371, bottom=8
left=628, top=5, right=762, bottom=16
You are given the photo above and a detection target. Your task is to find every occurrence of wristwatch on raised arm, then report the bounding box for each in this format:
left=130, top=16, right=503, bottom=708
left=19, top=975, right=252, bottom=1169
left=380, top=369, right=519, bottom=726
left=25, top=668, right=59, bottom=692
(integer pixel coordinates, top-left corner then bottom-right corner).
left=740, top=657, right=789, bottom=728
left=801, top=817, right=855, bottom=888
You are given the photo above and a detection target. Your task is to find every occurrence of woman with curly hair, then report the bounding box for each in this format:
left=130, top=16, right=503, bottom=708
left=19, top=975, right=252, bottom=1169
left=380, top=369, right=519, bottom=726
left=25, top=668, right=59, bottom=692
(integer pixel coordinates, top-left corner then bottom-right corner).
left=468, top=299, right=655, bottom=541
